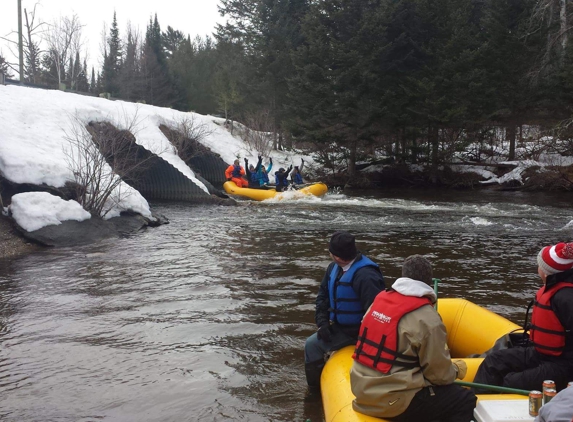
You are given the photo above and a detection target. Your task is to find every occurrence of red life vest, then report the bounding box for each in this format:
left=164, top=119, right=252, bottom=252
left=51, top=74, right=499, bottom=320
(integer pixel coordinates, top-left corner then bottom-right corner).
left=353, top=291, right=431, bottom=373
left=530, top=283, right=573, bottom=356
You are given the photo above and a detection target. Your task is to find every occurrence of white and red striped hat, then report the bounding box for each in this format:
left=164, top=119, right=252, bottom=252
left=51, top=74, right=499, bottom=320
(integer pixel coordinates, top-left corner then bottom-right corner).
left=537, top=243, right=573, bottom=275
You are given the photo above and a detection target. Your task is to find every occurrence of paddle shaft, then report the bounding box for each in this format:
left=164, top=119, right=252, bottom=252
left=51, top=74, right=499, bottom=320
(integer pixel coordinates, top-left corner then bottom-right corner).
left=454, top=380, right=531, bottom=396
left=433, top=278, right=439, bottom=311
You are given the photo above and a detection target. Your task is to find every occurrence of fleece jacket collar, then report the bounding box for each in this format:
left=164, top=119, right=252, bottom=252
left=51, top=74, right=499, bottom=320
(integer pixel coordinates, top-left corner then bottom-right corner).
left=392, top=277, right=437, bottom=303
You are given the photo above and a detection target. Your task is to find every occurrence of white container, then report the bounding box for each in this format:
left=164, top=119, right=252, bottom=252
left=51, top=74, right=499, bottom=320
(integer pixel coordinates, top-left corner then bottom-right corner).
left=474, top=400, right=535, bottom=422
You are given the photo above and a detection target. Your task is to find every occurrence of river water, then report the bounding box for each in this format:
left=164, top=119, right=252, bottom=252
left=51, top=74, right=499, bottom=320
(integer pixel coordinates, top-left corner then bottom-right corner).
left=1, top=188, right=572, bottom=422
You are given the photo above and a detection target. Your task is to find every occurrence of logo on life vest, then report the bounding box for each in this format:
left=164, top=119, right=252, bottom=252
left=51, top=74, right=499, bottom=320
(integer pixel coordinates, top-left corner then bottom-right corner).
left=372, top=310, right=391, bottom=323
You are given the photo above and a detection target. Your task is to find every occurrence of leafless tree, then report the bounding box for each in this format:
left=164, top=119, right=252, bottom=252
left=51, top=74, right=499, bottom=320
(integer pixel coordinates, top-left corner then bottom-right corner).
left=63, top=108, right=152, bottom=217
left=163, top=115, right=214, bottom=163
left=43, top=14, right=84, bottom=86
left=0, top=2, right=46, bottom=81
left=241, top=109, right=275, bottom=157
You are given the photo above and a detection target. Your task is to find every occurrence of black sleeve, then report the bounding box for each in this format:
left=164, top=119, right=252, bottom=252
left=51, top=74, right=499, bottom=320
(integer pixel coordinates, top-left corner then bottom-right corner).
left=552, top=287, right=573, bottom=333
left=315, top=263, right=335, bottom=328
left=352, top=265, right=385, bottom=311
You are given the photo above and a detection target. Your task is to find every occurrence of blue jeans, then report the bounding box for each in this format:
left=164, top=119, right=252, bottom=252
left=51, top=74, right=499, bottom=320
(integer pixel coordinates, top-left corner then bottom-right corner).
left=304, top=326, right=357, bottom=363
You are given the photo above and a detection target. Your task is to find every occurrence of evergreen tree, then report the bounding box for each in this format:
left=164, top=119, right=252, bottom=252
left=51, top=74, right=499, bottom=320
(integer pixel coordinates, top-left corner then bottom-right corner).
left=24, top=40, right=41, bottom=83
left=217, top=0, right=310, bottom=147
left=119, top=26, right=142, bottom=101
left=289, top=0, right=387, bottom=175
left=141, top=15, right=173, bottom=106
left=76, top=59, right=90, bottom=92
left=0, top=54, right=13, bottom=78
left=102, top=12, right=122, bottom=95
left=90, top=67, right=96, bottom=93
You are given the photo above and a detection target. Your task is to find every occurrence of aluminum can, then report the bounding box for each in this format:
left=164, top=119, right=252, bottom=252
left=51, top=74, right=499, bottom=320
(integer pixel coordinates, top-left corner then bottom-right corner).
left=543, top=380, right=556, bottom=393
left=529, top=390, right=542, bottom=416
left=544, top=388, right=557, bottom=404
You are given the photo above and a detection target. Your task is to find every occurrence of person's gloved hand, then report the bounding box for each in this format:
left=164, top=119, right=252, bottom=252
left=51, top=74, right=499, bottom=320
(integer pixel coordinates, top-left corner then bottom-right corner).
left=269, top=157, right=273, bottom=164
left=317, top=324, right=331, bottom=342
left=244, top=158, right=248, bottom=164
left=453, top=360, right=467, bottom=379
left=288, top=165, right=293, bottom=171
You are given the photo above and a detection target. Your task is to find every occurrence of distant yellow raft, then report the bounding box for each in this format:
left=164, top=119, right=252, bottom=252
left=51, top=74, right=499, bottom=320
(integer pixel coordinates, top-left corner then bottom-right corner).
left=322, top=298, right=525, bottom=422
left=223, top=181, right=328, bottom=201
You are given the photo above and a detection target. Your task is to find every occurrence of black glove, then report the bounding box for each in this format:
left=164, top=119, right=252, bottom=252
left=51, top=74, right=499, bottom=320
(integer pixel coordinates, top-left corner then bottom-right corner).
left=244, top=158, right=248, bottom=164
left=301, top=158, right=304, bottom=163
left=269, top=157, right=273, bottom=164
left=288, top=165, right=293, bottom=171
left=227, top=178, right=232, bottom=181
left=317, top=324, right=331, bottom=342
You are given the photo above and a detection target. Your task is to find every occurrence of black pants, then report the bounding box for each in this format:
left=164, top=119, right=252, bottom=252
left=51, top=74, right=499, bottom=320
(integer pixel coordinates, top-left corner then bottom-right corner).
left=390, top=385, right=476, bottom=422
left=474, top=346, right=573, bottom=392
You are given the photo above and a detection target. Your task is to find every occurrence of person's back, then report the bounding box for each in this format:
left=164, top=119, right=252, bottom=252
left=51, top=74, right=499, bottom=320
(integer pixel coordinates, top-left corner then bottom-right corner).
left=275, top=166, right=292, bottom=192
left=350, top=255, right=476, bottom=422
left=291, top=158, right=305, bottom=185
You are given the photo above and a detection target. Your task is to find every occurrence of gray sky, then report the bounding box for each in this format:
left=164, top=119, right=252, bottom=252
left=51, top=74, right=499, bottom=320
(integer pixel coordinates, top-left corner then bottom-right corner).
left=0, top=0, right=225, bottom=72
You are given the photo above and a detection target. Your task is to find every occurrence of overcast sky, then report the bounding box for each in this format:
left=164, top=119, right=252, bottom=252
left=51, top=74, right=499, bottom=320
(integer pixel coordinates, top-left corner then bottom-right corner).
left=0, top=0, right=225, bottom=72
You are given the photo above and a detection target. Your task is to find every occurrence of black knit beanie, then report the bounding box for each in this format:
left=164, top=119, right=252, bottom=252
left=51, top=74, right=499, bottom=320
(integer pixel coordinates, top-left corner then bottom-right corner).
left=402, top=255, right=433, bottom=285
left=329, top=231, right=358, bottom=261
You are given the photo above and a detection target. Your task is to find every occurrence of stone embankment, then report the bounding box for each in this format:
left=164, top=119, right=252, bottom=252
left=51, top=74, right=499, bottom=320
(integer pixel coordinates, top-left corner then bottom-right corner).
left=0, top=216, right=40, bottom=259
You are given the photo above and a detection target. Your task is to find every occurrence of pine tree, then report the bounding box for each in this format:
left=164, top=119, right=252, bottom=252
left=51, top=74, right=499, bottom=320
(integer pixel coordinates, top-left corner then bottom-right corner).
left=90, top=67, right=96, bottom=93
left=102, top=12, right=122, bottom=96
left=119, top=26, right=142, bottom=101
left=217, top=0, right=311, bottom=147
left=76, top=59, right=90, bottom=92
left=0, top=54, right=13, bottom=78
left=141, top=15, right=173, bottom=106
left=288, top=0, right=387, bottom=175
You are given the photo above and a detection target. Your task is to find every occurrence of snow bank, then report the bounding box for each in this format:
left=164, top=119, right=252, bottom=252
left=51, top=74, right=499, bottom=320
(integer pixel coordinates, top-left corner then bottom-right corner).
left=9, top=192, right=91, bottom=232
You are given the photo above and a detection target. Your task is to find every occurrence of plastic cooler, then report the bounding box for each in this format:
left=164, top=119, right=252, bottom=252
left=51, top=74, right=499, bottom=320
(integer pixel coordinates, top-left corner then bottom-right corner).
left=473, top=400, right=535, bottom=422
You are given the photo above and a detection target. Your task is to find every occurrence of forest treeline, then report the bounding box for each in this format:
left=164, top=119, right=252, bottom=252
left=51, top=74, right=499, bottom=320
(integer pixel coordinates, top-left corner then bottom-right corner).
left=3, top=0, right=573, bottom=178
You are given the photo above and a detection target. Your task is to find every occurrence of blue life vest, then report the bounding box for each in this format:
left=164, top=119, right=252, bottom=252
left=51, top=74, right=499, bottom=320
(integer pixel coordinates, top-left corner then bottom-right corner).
left=293, top=173, right=303, bottom=184
left=250, top=172, right=259, bottom=183
left=232, top=165, right=242, bottom=178
left=328, top=255, right=379, bottom=326
left=261, top=172, right=269, bottom=184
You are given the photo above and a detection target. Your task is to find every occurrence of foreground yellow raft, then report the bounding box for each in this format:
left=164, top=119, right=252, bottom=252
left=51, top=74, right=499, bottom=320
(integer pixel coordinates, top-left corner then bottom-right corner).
left=223, top=181, right=328, bottom=201
left=322, top=298, right=527, bottom=422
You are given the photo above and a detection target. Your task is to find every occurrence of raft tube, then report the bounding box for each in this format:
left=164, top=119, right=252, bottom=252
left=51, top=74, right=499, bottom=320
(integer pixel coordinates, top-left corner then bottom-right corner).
left=322, top=298, right=526, bottom=422
left=223, top=181, right=328, bottom=201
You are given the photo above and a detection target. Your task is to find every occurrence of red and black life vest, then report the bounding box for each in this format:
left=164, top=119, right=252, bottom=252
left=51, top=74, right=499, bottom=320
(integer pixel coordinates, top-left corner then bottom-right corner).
left=530, top=283, right=573, bottom=356
left=353, top=291, right=431, bottom=373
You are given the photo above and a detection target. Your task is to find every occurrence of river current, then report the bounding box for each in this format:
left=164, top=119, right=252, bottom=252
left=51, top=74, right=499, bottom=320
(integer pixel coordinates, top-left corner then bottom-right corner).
left=1, top=188, right=572, bottom=421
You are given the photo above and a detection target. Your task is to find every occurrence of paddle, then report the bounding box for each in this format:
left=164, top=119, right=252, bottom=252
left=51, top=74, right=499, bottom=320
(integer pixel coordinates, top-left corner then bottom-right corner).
left=433, top=278, right=439, bottom=311
left=454, top=380, right=531, bottom=396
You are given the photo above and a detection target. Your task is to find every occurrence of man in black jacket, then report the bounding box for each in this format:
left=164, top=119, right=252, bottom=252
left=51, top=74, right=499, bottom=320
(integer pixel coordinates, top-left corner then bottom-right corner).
left=304, top=231, right=385, bottom=388
left=474, top=242, right=573, bottom=392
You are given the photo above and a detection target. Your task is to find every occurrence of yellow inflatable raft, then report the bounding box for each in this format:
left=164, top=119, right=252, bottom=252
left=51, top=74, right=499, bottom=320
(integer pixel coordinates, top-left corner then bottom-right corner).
left=322, top=298, right=528, bottom=422
left=223, top=181, right=328, bottom=201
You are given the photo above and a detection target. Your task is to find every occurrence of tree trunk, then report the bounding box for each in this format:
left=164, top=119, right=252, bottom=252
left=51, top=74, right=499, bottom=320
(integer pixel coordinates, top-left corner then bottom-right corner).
left=348, top=139, right=357, bottom=178
left=506, top=125, right=516, bottom=161
left=561, top=0, right=568, bottom=53
left=429, top=125, right=439, bottom=184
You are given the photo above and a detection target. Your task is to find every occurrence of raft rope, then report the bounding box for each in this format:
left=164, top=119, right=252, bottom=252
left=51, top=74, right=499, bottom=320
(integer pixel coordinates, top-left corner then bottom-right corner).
left=454, top=380, right=531, bottom=396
